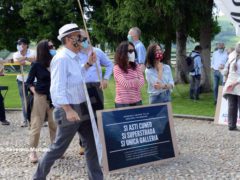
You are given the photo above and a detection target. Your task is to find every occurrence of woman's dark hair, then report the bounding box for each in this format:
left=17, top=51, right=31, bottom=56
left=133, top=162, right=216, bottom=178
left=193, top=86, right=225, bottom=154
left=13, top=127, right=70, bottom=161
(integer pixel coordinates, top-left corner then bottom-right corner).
left=36, top=40, right=53, bottom=68
left=145, top=43, right=160, bottom=68
left=114, top=41, right=137, bottom=73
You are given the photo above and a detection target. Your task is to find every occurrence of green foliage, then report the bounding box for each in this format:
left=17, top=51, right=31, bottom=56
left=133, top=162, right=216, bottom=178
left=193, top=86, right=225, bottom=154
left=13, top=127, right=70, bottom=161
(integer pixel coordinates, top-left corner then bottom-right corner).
left=88, top=0, right=177, bottom=49
left=0, top=75, right=21, bottom=108
left=213, top=16, right=240, bottom=48
left=0, top=0, right=27, bottom=51
left=20, top=0, right=83, bottom=47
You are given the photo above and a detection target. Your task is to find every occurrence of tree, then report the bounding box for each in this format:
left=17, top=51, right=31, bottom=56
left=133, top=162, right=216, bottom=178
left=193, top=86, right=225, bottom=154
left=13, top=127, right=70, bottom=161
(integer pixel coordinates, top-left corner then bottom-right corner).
left=88, top=0, right=176, bottom=63
left=188, top=0, right=220, bottom=92
left=159, top=0, right=220, bottom=89
left=0, top=0, right=27, bottom=51
left=20, top=0, right=84, bottom=47
left=199, top=0, right=220, bottom=92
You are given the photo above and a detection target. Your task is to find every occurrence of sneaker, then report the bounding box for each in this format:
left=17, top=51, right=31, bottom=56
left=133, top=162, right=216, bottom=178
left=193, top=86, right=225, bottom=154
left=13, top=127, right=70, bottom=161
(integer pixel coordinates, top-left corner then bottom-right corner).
left=21, top=121, right=28, bottom=127
left=1, top=120, right=10, bottom=125
left=29, top=152, right=38, bottom=163
left=79, top=147, right=85, bottom=155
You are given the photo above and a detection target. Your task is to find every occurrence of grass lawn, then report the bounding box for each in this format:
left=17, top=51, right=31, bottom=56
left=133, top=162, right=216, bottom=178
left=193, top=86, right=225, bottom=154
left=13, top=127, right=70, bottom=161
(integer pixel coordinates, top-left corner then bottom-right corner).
left=0, top=74, right=215, bottom=117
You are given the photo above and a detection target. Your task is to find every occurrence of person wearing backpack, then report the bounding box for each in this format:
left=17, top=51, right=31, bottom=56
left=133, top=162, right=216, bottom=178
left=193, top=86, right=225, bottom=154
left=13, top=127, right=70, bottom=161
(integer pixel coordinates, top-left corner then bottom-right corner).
left=189, top=45, right=203, bottom=100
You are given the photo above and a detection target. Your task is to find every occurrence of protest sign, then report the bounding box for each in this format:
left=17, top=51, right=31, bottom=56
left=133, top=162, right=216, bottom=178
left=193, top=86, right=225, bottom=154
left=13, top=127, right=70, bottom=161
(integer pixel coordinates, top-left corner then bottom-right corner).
left=97, top=103, right=179, bottom=173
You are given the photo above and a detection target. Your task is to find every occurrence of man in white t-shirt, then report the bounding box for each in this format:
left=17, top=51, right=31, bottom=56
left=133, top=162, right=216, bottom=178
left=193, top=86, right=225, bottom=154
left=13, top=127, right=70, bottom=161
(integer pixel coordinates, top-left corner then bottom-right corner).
left=211, top=42, right=228, bottom=105
left=13, top=38, right=35, bottom=127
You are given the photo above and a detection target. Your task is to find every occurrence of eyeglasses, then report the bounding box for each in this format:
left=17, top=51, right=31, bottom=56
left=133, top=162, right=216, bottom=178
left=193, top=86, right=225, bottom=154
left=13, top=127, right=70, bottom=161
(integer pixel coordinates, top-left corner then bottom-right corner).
left=48, top=45, right=54, bottom=49
left=68, top=34, right=81, bottom=41
left=128, top=49, right=135, bottom=53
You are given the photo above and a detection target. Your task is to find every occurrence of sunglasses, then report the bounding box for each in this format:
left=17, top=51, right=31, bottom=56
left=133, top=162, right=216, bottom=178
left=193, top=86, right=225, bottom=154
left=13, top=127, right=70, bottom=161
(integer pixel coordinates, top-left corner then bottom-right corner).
left=80, top=37, right=88, bottom=42
left=48, top=45, right=54, bottom=49
left=128, top=49, right=135, bottom=53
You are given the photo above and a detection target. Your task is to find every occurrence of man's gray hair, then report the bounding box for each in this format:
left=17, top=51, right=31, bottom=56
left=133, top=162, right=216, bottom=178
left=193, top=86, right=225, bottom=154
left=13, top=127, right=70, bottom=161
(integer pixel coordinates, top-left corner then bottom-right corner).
left=130, top=27, right=141, bottom=37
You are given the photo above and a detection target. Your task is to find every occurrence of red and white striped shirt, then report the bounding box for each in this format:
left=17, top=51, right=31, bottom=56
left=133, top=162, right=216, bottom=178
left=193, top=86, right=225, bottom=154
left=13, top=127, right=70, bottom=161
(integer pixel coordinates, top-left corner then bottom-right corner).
left=114, top=64, right=145, bottom=104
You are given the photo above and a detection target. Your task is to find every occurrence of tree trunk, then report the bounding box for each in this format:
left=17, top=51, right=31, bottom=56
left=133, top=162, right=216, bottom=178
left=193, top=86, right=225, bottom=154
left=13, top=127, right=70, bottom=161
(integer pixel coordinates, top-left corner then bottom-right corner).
left=175, top=30, right=188, bottom=84
left=199, top=0, right=213, bottom=92
left=164, top=40, right=172, bottom=66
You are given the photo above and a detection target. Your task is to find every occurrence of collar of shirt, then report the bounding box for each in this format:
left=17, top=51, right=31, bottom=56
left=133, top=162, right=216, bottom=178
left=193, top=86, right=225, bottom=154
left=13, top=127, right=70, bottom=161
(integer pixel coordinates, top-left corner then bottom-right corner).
left=15, top=49, right=33, bottom=58
left=133, top=40, right=140, bottom=46
left=80, top=47, right=91, bottom=55
left=62, top=47, right=79, bottom=61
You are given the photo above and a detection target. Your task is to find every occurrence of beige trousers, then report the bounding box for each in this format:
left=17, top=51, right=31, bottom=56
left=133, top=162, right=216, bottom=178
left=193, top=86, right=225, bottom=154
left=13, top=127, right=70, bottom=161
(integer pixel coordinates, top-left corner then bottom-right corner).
left=30, top=93, right=56, bottom=148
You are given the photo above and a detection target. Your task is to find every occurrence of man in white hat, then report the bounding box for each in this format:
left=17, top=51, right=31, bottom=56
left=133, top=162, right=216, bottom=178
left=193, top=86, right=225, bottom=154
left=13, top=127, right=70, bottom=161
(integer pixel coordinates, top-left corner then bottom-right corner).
left=33, top=23, right=103, bottom=180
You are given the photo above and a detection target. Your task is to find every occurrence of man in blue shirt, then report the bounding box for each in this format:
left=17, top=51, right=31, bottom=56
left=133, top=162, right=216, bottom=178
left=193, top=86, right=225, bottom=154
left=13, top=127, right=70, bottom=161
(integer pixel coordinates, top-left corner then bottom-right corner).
left=128, top=27, right=146, bottom=70
left=78, top=29, right=113, bottom=155
left=189, top=45, right=203, bottom=100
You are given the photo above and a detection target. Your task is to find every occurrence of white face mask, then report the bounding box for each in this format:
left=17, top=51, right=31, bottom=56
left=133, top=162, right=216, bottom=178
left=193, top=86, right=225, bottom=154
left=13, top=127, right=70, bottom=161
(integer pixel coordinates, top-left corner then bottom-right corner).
left=128, top=52, right=135, bottom=62
left=17, top=45, right=23, bottom=52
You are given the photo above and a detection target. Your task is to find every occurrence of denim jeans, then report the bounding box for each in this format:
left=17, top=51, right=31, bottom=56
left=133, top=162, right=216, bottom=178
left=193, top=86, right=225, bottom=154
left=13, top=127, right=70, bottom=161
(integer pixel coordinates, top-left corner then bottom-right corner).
left=149, top=90, right=171, bottom=104
left=17, top=79, right=28, bottom=122
left=190, top=75, right=201, bottom=99
left=115, top=100, right=142, bottom=108
left=213, top=70, right=223, bottom=103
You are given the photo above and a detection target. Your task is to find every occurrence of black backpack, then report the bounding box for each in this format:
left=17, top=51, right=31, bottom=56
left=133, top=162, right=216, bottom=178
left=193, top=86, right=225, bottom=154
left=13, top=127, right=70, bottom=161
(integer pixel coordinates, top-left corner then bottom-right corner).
left=185, top=53, right=199, bottom=72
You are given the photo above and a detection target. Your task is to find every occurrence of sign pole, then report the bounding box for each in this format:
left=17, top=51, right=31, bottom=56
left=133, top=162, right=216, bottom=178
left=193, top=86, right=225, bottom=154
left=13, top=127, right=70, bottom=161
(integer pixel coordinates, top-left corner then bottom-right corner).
left=77, top=0, right=103, bottom=165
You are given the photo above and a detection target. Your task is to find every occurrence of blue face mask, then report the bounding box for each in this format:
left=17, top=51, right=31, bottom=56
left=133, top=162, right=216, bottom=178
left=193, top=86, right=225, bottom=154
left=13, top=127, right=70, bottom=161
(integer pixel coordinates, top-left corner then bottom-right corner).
left=17, top=45, right=23, bottom=52
left=49, top=49, right=56, bottom=56
left=81, top=40, right=89, bottom=49
left=127, top=35, right=133, bottom=42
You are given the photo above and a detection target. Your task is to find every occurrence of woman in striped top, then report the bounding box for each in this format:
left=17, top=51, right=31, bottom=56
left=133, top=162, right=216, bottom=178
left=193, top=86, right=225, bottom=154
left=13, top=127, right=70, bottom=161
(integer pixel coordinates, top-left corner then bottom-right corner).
left=113, top=41, right=145, bottom=108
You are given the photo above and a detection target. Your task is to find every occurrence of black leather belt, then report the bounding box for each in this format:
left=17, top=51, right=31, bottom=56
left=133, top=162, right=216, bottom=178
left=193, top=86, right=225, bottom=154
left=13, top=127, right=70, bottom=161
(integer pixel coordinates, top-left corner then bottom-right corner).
left=86, top=82, right=100, bottom=88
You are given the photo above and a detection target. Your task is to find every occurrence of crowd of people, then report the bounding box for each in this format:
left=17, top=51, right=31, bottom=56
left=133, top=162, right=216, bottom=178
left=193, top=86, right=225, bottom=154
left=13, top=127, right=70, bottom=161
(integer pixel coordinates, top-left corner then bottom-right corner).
left=0, top=22, right=240, bottom=179
left=188, top=42, right=240, bottom=131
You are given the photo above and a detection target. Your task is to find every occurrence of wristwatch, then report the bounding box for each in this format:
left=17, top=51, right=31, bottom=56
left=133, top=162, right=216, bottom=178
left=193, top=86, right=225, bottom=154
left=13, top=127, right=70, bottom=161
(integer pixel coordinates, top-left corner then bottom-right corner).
left=86, top=62, right=92, bottom=66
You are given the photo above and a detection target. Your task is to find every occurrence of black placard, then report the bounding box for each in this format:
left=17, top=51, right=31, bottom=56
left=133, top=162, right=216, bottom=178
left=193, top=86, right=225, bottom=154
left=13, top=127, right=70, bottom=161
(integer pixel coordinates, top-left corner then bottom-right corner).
left=97, top=103, right=178, bottom=173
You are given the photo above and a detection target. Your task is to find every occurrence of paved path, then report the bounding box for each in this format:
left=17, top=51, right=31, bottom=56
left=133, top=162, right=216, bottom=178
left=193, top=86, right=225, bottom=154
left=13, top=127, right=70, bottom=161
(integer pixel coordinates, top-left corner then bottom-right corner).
left=1, top=111, right=240, bottom=180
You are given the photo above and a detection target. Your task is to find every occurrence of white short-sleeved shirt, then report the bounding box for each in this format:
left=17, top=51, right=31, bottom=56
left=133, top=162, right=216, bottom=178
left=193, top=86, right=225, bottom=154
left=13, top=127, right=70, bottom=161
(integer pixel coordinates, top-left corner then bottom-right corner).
left=13, top=49, right=35, bottom=82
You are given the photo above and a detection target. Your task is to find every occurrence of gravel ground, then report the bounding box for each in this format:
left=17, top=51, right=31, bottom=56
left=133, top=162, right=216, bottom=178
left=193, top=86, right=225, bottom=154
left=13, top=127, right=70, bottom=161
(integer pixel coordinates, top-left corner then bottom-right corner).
left=1, top=111, right=240, bottom=180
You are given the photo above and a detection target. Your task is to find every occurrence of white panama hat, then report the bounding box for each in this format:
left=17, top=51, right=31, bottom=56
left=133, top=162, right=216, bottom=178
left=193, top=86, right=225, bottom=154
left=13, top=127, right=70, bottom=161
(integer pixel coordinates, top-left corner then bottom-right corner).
left=57, top=23, right=80, bottom=41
